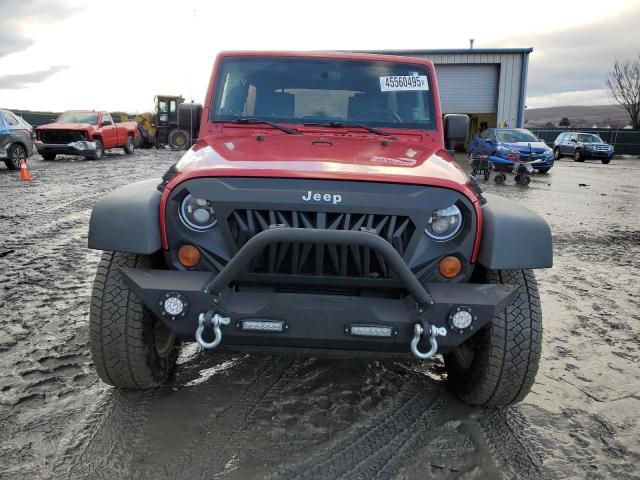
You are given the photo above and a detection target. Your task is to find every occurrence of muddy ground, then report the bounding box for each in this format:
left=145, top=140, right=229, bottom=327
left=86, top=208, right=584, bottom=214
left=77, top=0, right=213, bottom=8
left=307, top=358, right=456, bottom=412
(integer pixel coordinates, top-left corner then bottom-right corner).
left=0, top=149, right=638, bottom=480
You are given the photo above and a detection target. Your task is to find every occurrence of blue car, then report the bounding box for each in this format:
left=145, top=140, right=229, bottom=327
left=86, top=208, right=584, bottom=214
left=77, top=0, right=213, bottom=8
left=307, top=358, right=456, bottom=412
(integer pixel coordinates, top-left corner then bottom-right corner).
left=469, top=128, right=555, bottom=173
left=552, top=132, right=614, bottom=163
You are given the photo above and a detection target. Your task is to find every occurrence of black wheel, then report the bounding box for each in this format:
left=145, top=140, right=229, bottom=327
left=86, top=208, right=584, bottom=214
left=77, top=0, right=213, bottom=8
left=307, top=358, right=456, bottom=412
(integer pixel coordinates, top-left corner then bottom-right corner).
left=517, top=174, right=531, bottom=186
left=5, top=144, right=27, bottom=170
left=553, top=147, right=561, bottom=160
left=471, top=168, right=478, bottom=177
left=123, top=135, right=135, bottom=154
left=89, top=251, right=180, bottom=389
left=494, top=173, right=506, bottom=185
left=573, top=149, right=584, bottom=162
left=514, top=173, right=521, bottom=183
left=41, top=153, right=56, bottom=161
left=483, top=170, right=491, bottom=181
left=601, top=159, right=611, bottom=164
left=445, top=269, right=542, bottom=406
left=168, top=129, right=190, bottom=150
left=537, top=167, right=550, bottom=174
left=91, top=139, right=105, bottom=160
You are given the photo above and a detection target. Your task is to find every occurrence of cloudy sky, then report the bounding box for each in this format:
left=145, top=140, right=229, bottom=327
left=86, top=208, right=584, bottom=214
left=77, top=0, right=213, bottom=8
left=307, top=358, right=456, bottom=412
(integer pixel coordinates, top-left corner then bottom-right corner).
left=0, top=0, right=638, bottom=112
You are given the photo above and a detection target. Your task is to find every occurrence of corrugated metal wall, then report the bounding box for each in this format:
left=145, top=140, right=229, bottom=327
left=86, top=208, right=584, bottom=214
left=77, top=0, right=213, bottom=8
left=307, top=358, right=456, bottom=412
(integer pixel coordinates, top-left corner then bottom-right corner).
left=378, top=51, right=526, bottom=128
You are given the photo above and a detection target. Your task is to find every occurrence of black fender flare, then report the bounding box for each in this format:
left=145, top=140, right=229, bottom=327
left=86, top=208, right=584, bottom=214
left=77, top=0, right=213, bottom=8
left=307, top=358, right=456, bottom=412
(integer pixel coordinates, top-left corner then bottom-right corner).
left=477, top=193, right=552, bottom=269
left=88, top=179, right=162, bottom=254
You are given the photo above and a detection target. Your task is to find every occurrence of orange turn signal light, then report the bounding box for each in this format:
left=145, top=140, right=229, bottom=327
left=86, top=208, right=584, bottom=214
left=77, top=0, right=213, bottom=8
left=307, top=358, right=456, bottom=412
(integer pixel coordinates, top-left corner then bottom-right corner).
left=177, top=244, right=201, bottom=268
left=438, top=256, right=462, bottom=279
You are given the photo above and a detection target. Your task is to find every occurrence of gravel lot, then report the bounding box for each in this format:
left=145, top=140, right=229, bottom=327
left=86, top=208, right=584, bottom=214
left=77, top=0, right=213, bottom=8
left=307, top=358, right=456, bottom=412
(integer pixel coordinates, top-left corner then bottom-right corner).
left=0, top=149, right=639, bottom=479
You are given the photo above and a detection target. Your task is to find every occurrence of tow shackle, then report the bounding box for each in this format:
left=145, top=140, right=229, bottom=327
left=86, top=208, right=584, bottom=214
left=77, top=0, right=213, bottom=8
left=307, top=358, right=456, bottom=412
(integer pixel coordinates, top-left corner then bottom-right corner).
left=411, top=323, right=447, bottom=360
left=195, top=311, right=230, bottom=349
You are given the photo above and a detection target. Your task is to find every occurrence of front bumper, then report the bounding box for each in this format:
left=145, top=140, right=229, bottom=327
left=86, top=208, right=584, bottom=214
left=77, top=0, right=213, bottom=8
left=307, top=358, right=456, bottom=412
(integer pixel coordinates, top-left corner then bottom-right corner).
left=35, top=140, right=96, bottom=157
left=583, top=149, right=614, bottom=159
left=123, top=228, right=516, bottom=358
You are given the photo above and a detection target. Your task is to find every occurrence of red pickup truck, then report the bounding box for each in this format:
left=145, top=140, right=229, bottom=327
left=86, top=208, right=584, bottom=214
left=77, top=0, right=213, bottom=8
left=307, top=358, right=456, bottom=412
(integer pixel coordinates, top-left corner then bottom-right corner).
left=36, top=110, right=138, bottom=160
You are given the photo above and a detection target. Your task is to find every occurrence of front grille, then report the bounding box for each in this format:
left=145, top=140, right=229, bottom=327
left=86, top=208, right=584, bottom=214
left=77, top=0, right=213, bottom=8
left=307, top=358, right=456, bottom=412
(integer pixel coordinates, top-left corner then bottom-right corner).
left=228, top=209, right=415, bottom=278
left=40, top=130, right=83, bottom=143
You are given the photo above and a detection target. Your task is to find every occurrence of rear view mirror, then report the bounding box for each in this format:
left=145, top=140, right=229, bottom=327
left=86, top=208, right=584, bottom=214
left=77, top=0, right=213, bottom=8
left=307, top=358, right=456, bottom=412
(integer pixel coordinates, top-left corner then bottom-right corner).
left=444, top=114, right=470, bottom=146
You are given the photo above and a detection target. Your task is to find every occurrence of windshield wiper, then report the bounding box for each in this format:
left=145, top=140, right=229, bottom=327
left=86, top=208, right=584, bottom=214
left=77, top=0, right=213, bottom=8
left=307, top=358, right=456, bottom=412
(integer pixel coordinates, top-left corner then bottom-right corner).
left=231, top=116, right=299, bottom=134
left=303, top=121, right=390, bottom=136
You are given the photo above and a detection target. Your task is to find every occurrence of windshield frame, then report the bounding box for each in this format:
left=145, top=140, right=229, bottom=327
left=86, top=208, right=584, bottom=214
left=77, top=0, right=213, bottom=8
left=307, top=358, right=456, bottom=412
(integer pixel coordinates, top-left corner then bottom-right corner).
left=56, top=111, right=99, bottom=124
left=208, top=55, right=437, bottom=132
left=495, top=128, right=540, bottom=143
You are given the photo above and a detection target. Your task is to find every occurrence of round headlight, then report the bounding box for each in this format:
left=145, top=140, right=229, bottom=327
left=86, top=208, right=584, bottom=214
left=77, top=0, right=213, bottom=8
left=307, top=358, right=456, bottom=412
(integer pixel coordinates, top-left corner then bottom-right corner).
left=425, top=205, right=462, bottom=241
left=179, top=194, right=217, bottom=231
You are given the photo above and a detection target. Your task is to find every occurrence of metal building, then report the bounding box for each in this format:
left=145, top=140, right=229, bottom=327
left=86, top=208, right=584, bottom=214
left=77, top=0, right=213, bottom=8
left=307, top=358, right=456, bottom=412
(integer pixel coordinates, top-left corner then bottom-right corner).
left=364, top=48, right=532, bottom=134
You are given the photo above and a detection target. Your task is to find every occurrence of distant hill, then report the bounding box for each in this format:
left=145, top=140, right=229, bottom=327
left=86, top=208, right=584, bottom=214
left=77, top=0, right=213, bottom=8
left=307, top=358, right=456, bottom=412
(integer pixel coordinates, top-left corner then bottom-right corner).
left=524, top=105, right=629, bottom=128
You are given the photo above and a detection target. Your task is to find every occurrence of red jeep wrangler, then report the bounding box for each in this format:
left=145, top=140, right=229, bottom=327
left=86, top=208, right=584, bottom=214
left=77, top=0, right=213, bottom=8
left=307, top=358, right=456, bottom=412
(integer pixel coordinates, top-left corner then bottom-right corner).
left=36, top=110, right=138, bottom=160
left=87, top=52, right=552, bottom=406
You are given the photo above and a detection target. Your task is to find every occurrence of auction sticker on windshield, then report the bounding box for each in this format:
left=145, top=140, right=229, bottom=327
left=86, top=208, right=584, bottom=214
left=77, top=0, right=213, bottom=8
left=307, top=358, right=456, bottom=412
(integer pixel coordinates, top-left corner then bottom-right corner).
left=380, top=75, right=429, bottom=91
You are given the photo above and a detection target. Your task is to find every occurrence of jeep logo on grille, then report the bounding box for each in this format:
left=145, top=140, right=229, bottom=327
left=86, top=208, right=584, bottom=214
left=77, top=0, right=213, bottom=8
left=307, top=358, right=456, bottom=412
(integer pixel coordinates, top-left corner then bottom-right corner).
left=301, top=190, right=342, bottom=205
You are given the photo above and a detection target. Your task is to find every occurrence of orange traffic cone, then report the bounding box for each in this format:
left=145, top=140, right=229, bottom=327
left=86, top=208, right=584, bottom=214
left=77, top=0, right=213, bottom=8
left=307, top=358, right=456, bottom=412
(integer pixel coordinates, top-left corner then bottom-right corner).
left=20, top=159, right=32, bottom=181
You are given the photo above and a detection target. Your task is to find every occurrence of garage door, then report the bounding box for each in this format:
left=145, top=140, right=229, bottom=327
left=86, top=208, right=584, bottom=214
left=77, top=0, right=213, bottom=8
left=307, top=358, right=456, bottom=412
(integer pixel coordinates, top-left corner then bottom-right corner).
left=434, top=65, right=498, bottom=114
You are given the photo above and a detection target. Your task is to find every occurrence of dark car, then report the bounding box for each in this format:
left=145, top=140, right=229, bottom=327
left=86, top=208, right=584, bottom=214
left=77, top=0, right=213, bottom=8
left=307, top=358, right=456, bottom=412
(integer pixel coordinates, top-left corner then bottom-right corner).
left=469, top=128, right=554, bottom=173
left=553, top=132, right=614, bottom=163
left=0, top=109, right=35, bottom=170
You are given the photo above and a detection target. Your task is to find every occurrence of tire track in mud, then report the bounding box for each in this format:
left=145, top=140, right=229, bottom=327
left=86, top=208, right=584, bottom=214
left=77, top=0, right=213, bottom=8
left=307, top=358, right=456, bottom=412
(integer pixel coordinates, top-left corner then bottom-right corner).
left=137, top=355, right=300, bottom=478
left=270, top=378, right=444, bottom=480
left=51, top=388, right=166, bottom=479
left=478, top=408, right=546, bottom=480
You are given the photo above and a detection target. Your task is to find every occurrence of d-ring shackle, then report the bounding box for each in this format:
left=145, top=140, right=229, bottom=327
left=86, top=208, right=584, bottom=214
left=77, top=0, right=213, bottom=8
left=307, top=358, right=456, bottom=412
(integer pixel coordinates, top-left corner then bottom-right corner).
left=411, top=323, right=447, bottom=359
left=195, top=312, right=230, bottom=349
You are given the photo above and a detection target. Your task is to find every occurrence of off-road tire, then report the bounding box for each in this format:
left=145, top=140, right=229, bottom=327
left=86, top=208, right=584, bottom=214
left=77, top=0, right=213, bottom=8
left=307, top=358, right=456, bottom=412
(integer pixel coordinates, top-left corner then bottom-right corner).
left=41, top=153, right=56, bottom=161
left=123, top=135, right=135, bottom=154
left=601, top=159, right=611, bottom=164
left=168, top=129, right=190, bottom=150
left=89, top=251, right=180, bottom=389
left=91, top=139, right=105, bottom=160
left=444, top=269, right=542, bottom=406
left=553, top=147, right=561, bottom=160
left=5, top=143, right=26, bottom=170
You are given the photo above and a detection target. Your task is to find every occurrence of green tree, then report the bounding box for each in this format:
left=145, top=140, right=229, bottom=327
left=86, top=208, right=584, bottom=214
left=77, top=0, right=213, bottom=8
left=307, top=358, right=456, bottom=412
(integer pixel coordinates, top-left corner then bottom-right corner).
left=559, top=117, right=570, bottom=127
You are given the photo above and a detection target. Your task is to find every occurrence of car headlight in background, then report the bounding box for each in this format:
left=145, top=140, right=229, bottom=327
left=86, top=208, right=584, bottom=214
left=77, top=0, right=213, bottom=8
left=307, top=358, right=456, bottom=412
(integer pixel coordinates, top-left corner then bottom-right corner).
left=179, top=194, right=217, bottom=231
left=425, top=205, right=462, bottom=241
left=496, top=145, right=518, bottom=155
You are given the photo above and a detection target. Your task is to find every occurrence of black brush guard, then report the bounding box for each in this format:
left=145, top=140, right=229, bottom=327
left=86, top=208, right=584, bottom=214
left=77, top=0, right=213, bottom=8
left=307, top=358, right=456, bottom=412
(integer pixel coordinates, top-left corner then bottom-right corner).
left=122, top=228, right=517, bottom=357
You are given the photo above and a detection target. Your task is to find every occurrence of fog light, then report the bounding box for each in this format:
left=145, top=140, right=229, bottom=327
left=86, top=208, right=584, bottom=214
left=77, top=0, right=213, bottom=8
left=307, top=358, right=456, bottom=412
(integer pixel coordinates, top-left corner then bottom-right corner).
left=349, top=325, right=393, bottom=338
left=448, top=307, right=473, bottom=332
left=241, top=320, right=284, bottom=332
left=178, top=244, right=201, bottom=268
left=438, top=256, right=462, bottom=279
left=161, top=292, right=188, bottom=318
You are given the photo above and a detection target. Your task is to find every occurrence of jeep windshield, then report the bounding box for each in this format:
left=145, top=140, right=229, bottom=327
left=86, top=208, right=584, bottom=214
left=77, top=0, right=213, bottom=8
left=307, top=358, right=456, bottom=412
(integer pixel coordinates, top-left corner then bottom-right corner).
left=210, top=56, right=436, bottom=131
left=56, top=112, right=98, bottom=124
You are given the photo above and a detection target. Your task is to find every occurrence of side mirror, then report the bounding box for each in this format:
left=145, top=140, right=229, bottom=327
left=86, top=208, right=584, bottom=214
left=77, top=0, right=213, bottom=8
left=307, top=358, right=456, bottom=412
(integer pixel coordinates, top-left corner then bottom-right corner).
left=444, top=114, right=470, bottom=147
